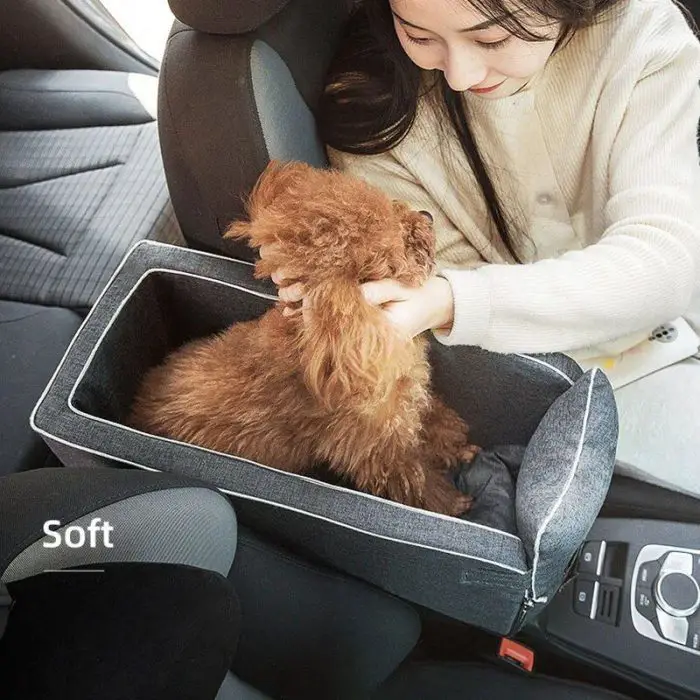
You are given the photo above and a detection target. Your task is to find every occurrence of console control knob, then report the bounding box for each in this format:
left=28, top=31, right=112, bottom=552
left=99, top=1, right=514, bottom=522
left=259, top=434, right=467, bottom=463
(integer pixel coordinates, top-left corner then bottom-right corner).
left=654, top=571, right=700, bottom=618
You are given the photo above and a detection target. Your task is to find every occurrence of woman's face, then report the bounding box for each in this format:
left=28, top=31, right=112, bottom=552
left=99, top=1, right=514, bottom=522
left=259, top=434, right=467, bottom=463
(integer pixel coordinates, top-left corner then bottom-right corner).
left=390, top=0, right=560, bottom=97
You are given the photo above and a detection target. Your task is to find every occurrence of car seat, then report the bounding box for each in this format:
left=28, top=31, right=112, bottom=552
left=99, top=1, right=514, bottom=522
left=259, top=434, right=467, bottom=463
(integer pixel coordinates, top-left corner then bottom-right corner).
left=0, top=465, right=635, bottom=700
left=0, top=0, right=184, bottom=477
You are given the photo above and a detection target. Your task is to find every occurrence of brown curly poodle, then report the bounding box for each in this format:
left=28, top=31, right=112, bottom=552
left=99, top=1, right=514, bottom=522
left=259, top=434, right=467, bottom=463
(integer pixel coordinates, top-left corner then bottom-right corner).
left=128, top=161, right=478, bottom=516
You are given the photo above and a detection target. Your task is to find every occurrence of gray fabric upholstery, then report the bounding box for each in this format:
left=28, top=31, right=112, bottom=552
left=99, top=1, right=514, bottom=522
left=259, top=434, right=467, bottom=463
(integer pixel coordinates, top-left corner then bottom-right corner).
left=428, top=347, right=582, bottom=451
left=2, top=487, right=237, bottom=584
left=0, top=123, right=178, bottom=307
left=0, top=70, right=155, bottom=131
left=216, top=672, right=273, bottom=700
left=0, top=68, right=183, bottom=310
left=158, top=0, right=350, bottom=255
left=0, top=467, right=234, bottom=582
left=0, top=300, right=82, bottom=476
left=517, top=368, right=618, bottom=602
left=250, top=41, right=327, bottom=167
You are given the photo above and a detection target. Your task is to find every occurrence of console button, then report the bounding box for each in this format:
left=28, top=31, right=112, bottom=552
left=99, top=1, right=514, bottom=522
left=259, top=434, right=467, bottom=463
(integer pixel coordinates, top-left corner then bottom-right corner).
left=657, top=608, right=689, bottom=646
left=661, top=552, right=693, bottom=576
left=595, top=584, right=621, bottom=626
left=638, top=560, right=661, bottom=589
left=574, top=579, right=597, bottom=618
left=687, top=615, right=700, bottom=651
left=655, top=571, right=700, bottom=618
left=635, top=587, right=656, bottom=622
left=578, top=541, right=604, bottom=575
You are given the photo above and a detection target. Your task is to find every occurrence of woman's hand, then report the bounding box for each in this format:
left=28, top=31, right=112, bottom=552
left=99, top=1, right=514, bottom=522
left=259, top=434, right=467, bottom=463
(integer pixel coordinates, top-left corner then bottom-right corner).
left=361, top=276, right=455, bottom=338
left=260, top=244, right=455, bottom=336
left=259, top=243, right=305, bottom=316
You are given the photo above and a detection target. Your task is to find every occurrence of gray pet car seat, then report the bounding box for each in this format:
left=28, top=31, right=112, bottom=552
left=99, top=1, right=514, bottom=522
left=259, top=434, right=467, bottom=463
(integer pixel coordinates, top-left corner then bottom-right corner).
left=31, top=241, right=618, bottom=635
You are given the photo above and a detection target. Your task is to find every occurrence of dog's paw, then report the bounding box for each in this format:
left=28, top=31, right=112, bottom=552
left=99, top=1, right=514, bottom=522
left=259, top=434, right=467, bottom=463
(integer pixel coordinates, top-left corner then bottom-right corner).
left=423, top=472, right=473, bottom=517
left=459, top=444, right=482, bottom=464
left=428, top=439, right=478, bottom=471
left=422, top=404, right=476, bottom=470
left=449, top=493, right=473, bottom=517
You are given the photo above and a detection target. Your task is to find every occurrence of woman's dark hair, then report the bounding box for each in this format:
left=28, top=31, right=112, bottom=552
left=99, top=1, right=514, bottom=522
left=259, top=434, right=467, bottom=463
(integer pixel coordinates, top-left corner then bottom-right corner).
left=317, top=0, right=623, bottom=262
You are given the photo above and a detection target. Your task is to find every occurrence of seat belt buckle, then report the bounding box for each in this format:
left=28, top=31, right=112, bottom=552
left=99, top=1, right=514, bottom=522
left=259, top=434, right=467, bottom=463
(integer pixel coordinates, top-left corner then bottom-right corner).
left=498, top=638, right=535, bottom=673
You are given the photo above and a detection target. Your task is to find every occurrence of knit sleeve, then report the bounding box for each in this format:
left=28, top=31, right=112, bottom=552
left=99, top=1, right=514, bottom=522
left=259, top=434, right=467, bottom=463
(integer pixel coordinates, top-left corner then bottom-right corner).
left=436, top=35, right=700, bottom=355
left=326, top=146, right=486, bottom=269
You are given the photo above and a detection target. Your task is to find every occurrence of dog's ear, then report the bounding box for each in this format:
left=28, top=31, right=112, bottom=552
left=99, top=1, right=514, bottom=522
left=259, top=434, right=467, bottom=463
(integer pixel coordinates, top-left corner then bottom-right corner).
left=232, top=160, right=311, bottom=224
left=298, top=279, right=413, bottom=410
left=248, top=160, right=313, bottom=217
left=393, top=205, right=436, bottom=284
left=223, top=160, right=312, bottom=248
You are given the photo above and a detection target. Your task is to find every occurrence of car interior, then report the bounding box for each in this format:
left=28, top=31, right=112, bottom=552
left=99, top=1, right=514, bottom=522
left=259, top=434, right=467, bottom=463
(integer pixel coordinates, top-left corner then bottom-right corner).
left=0, top=0, right=699, bottom=698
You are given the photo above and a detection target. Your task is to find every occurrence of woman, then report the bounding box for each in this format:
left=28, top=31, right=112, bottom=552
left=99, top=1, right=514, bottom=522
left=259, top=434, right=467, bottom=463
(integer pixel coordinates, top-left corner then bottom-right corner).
left=266, top=0, right=700, bottom=496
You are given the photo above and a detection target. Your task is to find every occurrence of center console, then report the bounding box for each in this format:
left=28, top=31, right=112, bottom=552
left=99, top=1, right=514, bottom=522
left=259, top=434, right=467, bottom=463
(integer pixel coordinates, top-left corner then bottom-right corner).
left=632, top=546, right=699, bottom=653
left=540, top=518, right=700, bottom=699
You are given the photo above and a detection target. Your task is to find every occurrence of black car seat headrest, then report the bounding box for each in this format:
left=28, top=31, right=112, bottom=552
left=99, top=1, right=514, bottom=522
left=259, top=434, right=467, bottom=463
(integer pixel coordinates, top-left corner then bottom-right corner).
left=168, top=0, right=292, bottom=34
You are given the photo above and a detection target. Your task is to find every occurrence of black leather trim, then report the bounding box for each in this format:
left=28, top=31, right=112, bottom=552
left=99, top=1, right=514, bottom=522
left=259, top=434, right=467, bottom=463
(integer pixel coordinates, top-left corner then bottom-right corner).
left=169, top=0, right=291, bottom=35
left=601, top=474, right=700, bottom=523
left=378, top=661, right=633, bottom=700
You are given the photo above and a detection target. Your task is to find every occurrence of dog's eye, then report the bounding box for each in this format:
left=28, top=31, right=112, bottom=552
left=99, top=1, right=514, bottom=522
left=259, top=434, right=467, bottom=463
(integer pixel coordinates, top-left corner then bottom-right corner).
left=418, top=210, right=433, bottom=223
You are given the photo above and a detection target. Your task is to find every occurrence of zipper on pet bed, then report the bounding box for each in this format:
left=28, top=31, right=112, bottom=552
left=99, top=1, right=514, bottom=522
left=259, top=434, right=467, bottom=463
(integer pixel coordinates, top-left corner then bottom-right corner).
left=514, top=594, right=536, bottom=629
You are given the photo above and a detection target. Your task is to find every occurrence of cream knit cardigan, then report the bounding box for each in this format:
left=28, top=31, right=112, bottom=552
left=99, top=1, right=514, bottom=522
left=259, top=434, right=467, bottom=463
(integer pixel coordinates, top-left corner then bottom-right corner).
left=328, top=0, right=700, bottom=359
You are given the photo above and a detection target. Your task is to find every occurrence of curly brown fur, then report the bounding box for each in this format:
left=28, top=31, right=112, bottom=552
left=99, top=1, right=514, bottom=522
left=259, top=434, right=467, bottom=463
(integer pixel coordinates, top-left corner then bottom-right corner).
left=128, top=161, right=478, bottom=516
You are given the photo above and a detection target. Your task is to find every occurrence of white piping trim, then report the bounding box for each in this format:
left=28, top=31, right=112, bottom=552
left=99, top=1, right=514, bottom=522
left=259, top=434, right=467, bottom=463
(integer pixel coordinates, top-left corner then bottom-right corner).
left=30, top=240, right=258, bottom=431
left=66, top=266, right=276, bottom=417
left=515, top=354, right=576, bottom=386
left=596, top=540, right=607, bottom=577
left=77, top=411, right=526, bottom=545
left=31, top=429, right=528, bottom=574
left=217, top=487, right=527, bottom=572
left=135, top=239, right=257, bottom=268
left=31, top=243, right=595, bottom=566
left=589, top=580, right=601, bottom=620
left=30, top=253, right=526, bottom=556
left=530, top=368, right=598, bottom=602
left=69, top=394, right=520, bottom=539
left=59, top=267, right=524, bottom=542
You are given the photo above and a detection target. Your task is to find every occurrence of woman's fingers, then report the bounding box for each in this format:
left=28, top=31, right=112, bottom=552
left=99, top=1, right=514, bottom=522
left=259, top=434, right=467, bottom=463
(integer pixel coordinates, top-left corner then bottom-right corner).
left=260, top=244, right=299, bottom=286
left=361, top=279, right=409, bottom=306
left=278, top=282, right=305, bottom=303
left=282, top=305, right=302, bottom=317
left=278, top=277, right=409, bottom=311
left=259, top=243, right=280, bottom=259
left=271, top=266, right=302, bottom=286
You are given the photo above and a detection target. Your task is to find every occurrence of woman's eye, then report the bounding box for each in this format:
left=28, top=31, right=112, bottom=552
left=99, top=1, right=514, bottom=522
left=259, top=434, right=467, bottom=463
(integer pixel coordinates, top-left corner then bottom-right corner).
left=476, top=36, right=512, bottom=50
left=405, top=34, right=434, bottom=45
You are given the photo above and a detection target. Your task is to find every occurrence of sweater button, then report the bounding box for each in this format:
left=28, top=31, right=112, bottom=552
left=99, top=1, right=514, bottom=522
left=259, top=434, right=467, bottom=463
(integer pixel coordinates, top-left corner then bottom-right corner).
left=536, top=193, right=554, bottom=205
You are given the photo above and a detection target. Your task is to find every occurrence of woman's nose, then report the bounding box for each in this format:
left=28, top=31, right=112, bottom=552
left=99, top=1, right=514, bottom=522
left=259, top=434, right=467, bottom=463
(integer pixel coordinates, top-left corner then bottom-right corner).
left=443, top=48, right=488, bottom=92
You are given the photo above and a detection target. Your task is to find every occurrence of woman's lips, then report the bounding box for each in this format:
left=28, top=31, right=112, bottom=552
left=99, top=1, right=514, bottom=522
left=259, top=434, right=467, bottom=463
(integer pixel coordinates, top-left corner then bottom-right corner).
left=468, top=79, right=506, bottom=94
